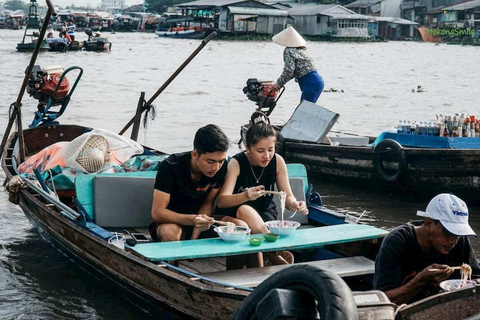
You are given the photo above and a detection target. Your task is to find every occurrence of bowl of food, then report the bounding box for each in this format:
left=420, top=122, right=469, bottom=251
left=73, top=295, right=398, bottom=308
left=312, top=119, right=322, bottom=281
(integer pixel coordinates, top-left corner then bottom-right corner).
left=214, top=226, right=250, bottom=242
left=440, top=279, right=476, bottom=292
left=264, top=233, right=280, bottom=242
left=265, top=220, right=300, bottom=236
left=249, top=237, right=264, bottom=246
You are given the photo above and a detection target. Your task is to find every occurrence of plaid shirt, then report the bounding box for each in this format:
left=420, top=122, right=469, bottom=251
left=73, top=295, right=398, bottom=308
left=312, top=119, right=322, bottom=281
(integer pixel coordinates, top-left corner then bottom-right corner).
left=276, top=47, right=317, bottom=87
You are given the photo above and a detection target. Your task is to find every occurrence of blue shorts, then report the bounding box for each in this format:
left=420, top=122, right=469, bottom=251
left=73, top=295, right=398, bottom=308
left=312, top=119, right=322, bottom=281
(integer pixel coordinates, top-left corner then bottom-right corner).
left=298, top=71, right=324, bottom=103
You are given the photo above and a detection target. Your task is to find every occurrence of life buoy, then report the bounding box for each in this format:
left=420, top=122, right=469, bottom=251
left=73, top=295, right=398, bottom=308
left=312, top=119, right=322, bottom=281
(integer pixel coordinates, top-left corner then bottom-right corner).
left=373, top=139, right=407, bottom=182
left=233, top=264, right=358, bottom=320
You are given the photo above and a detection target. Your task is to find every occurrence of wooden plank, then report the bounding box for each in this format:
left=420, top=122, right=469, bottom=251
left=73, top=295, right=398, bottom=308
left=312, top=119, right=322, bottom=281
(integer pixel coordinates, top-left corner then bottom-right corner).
left=130, top=224, right=387, bottom=262
left=201, top=256, right=374, bottom=288
left=180, top=257, right=226, bottom=274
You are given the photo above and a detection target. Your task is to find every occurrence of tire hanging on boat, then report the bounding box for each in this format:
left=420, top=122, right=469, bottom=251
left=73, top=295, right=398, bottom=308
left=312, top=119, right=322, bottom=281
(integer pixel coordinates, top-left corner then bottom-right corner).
left=233, top=264, right=358, bottom=320
left=373, top=139, right=407, bottom=183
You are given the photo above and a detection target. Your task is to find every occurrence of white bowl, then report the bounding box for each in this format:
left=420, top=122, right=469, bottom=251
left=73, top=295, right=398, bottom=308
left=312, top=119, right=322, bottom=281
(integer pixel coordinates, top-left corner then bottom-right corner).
left=265, top=220, right=300, bottom=236
left=214, top=226, right=250, bottom=242
left=440, top=279, right=476, bottom=292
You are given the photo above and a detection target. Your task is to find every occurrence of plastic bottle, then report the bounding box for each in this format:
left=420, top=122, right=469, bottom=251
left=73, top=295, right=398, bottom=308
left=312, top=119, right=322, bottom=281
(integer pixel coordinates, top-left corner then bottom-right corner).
left=452, top=116, right=459, bottom=138
left=397, top=120, right=403, bottom=134
left=464, top=117, right=470, bottom=137
left=443, top=119, right=450, bottom=137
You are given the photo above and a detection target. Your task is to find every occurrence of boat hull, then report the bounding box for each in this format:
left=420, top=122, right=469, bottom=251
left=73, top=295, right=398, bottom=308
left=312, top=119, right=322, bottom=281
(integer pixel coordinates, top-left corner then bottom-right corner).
left=16, top=42, right=50, bottom=52
left=155, top=30, right=207, bottom=39
left=283, top=140, right=480, bottom=201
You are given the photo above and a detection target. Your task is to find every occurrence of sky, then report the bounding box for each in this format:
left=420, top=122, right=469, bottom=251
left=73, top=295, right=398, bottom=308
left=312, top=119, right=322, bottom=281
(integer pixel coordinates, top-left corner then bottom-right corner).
left=41, top=0, right=143, bottom=9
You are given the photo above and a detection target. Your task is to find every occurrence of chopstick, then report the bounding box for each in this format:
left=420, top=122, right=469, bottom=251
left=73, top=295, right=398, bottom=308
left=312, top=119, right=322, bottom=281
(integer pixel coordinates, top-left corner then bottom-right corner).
left=194, top=216, right=230, bottom=226
left=264, top=190, right=286, bottom=195
left=428, top=266, right=463, bottom=271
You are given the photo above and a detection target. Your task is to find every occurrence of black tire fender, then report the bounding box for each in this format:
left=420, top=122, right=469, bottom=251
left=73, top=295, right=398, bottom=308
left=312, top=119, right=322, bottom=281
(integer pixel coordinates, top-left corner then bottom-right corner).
left=233, top=264, right=358, bottom=320
left=373, top=139, right=407, bottom=183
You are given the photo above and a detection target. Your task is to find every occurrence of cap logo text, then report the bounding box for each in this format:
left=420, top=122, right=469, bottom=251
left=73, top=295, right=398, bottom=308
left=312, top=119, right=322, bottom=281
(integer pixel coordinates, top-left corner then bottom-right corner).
left=452, top=210, right=468, bottom=216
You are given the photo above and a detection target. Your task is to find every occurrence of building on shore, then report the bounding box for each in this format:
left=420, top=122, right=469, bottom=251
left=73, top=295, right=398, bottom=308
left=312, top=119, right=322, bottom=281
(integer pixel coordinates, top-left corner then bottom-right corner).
left=102, top=0, right=126, bottom=10
left=286, top=4, right=370, bottom=37
left=176, top=0, right=289, bottom=34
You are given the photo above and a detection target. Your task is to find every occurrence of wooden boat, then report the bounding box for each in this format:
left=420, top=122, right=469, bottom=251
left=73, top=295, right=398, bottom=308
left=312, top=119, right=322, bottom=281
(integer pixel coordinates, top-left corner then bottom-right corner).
left=16, top=0, right=49, bottom=52
left=83, top=35, right=112, bottom=51
left=282, top=131, right=480, bottom=202
left=155, top=29, right=207, bottom=39
left=239, top=93, right=480, bottom=202
left=46, top=38, right=84, bottom=52
left=4, top=103, right=480, bottom=320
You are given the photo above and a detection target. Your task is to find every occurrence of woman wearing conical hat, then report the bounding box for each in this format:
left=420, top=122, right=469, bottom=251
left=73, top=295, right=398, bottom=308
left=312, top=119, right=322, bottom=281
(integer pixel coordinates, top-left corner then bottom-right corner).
left=271, top=26, right=324, bottom=103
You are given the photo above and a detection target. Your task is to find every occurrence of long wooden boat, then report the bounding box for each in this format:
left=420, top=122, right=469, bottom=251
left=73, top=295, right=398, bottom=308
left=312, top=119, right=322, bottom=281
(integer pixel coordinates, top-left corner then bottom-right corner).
left=2, top=122, right=393, bottom=319
left=281, top=132, right=480, bottom=202
left=4, top=120, right=480, bottom=320
left=155, top=29, right=207, bottom=39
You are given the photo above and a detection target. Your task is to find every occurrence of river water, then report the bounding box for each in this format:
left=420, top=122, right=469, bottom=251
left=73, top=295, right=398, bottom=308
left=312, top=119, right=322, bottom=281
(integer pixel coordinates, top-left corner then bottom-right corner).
left=1, top=29, right=480, bottom=319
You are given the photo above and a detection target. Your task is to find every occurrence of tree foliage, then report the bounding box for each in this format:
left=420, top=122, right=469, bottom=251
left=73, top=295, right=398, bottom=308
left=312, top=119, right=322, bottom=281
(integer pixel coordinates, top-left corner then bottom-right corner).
left=5, top=0, right=30, bottom=11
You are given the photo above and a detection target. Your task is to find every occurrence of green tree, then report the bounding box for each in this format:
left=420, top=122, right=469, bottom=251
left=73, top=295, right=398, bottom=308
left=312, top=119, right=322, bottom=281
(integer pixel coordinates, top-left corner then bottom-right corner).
left=5, top=0, right=29, bottom=11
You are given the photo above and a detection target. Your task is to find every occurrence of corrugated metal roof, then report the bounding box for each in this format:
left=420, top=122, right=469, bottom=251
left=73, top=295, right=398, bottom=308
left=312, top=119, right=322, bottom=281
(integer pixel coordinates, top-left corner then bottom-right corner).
left=228, top=6, right=289, bottom=16
left=374, top=16, right=419, bottom=24
left=326, top=13, right=371, bottom=19
left=177, top=0, right=252, bottom=8
left=448, top=0, right=480, bottom=10
left=345, top=0, right=381, bottom=8
left=287, top=4, right=338, bottom=15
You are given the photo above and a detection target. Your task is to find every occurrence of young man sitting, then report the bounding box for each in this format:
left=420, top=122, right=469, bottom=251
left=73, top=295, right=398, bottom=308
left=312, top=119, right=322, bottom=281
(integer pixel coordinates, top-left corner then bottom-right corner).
left=149, top=124, right=250, bottom=268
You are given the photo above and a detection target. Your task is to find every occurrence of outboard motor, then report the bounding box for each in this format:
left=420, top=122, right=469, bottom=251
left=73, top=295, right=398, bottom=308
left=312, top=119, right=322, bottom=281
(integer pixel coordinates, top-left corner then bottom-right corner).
left=26, top=65, right=83, bottom=127
left=27, top=65, right=70, bottom=104
left=242, top=78, right=284, bottom=116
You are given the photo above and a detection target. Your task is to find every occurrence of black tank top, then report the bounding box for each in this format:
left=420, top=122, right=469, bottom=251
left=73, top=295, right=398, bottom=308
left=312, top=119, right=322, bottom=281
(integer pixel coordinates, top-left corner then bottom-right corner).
left=232, top=151, right=277, bottom=213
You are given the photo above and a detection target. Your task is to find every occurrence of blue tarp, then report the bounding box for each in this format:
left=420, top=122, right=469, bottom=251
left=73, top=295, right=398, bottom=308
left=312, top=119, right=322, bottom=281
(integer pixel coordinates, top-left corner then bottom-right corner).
left=372, top=132, right=480, bottom=149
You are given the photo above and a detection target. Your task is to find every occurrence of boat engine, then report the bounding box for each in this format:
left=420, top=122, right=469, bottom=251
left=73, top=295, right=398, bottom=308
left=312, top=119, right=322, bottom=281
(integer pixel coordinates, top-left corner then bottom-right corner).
left=242, top=78, right=284, bottom=116
left=27, top=65, right=70, bottom=105
left=26, top=65, right=83, bottom=128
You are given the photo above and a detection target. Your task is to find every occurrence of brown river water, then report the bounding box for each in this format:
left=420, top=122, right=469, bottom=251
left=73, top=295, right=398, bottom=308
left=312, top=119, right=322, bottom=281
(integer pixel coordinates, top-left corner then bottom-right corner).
left=1, top=28, right=480, bottom=318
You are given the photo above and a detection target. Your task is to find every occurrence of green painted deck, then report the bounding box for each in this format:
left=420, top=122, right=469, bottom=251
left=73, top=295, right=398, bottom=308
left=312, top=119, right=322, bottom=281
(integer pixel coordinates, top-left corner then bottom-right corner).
left=130, top=224, right=387, bottom=262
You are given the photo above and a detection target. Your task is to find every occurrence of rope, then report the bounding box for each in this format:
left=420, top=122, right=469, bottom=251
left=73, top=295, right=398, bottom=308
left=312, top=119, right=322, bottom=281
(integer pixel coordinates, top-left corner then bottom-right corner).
left=394, top=303, right=408, bottom=318
left=142, top=100, right=156, bottom=129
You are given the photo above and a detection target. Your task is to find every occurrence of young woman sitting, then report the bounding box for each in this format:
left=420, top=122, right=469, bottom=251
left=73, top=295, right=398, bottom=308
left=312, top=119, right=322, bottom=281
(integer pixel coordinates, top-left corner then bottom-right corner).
left=217, top=111, right=308, bottom=266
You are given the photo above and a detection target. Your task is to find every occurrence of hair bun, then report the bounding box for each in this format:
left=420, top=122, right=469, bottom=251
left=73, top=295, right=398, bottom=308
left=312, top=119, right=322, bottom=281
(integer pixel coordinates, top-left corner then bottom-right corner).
left=251, top=111, right=268, bottom=125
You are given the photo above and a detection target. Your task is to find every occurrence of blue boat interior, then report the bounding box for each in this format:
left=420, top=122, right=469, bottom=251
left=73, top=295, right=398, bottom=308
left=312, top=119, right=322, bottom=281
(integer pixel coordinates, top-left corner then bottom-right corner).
left=15, top=148, right=384, bottom=290
left=373, top=131, right=480, bottom=149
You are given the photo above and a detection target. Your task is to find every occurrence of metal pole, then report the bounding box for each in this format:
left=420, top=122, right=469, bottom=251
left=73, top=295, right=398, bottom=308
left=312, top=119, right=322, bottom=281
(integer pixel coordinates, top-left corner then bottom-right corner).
left=7, top=3, right=57, bottom=162
left=118, top=31, right=217, bottom=136
left=130, top=92, right=145, bottom=141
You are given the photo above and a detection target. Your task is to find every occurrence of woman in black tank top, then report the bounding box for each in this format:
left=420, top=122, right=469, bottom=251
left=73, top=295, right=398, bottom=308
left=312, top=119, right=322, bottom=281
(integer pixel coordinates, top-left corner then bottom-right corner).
left=217, top=112, right=308, bottom=266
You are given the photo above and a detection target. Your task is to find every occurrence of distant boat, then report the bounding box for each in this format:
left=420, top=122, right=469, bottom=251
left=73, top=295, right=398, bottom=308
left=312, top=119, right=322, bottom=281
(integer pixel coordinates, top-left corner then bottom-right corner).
left=418, top=26, right=442, bottom=43
left=155, top=28, right=207, bottom=39
left=16, top=0, right=49, bottom=52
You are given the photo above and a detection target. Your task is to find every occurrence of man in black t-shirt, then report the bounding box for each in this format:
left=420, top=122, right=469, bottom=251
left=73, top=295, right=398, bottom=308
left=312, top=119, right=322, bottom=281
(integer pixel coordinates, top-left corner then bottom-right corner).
left=374, top=193, right=480, bottom=304
left=149, top=124, right=247, bottom=243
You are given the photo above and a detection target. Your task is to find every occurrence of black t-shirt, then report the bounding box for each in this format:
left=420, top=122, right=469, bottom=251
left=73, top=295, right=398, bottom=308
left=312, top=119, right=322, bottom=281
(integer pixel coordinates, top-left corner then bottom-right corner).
left=232, top=151, right=277, bottom=213
left=154, top=151, right=227, bottom=215
left=374, top=221, right=480, bottom=301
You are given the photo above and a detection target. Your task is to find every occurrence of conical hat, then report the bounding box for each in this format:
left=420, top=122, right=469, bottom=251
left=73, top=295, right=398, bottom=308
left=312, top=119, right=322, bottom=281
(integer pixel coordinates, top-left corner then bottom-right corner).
left=272, top=26, right=306, bottom=48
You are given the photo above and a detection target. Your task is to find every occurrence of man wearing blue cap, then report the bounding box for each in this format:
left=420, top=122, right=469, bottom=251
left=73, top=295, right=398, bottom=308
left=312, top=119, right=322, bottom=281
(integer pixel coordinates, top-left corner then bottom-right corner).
left=374, top=193, right=480, bottom=304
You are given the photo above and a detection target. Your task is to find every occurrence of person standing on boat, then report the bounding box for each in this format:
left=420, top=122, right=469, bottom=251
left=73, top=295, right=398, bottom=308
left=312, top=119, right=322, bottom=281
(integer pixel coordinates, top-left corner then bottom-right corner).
left=271, top=26, right=324, bottom=103
left=217, top=111, right=308, bottom=266
left=66, top=20, right=76, bottom=41
left=374, top=193, right=480, bottom=304
left=149, top=124, right=246, bottom=245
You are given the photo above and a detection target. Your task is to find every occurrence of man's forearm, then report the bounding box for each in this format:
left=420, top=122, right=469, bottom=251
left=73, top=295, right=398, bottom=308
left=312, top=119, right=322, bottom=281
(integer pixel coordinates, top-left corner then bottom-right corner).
left=384, top=279, right=423, bottom=305
left=153, top=208, right=195, bottom=226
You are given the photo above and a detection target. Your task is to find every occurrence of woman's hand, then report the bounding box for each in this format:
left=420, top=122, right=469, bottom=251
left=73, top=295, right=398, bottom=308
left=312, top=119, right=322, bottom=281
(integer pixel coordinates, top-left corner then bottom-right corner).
left=288, top=200, right=308, bottom=215
left=246, top=185, right=265, bottom=201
